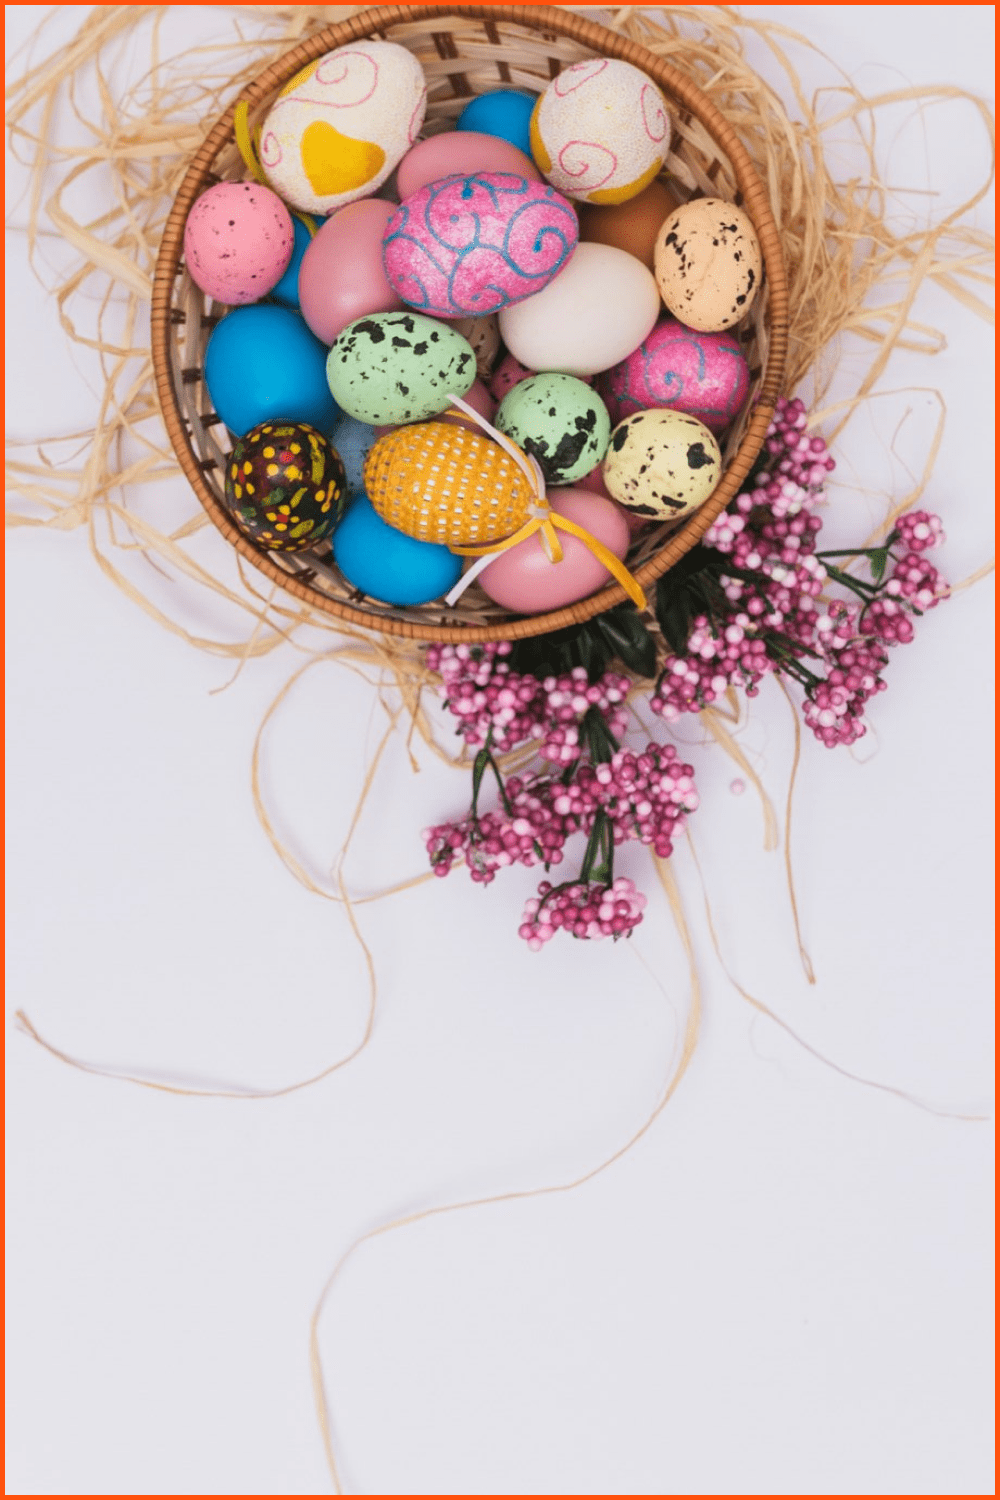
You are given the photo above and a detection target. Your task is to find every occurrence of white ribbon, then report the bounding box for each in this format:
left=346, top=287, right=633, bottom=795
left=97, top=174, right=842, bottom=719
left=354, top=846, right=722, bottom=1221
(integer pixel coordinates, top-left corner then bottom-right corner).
left=438, top=393, right=548, bottom=607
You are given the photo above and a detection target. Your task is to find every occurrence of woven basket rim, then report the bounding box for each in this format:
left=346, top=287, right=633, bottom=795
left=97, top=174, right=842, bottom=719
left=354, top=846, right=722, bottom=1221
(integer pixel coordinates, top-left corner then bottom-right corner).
left=151, top=3, right=790, bottom=643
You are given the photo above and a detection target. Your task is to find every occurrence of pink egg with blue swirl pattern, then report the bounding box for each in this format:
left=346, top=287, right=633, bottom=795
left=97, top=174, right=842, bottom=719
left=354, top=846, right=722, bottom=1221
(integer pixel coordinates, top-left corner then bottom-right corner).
left=382, top=172, right=579, bottom=319
left=599, top=316, right=750, bottom=434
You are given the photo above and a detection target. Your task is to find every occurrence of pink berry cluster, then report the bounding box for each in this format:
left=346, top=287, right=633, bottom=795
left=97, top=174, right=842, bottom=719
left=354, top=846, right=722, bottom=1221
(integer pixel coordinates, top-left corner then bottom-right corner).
left=425, top=642, right=629, bottom=764
left=423, top=741, right=697, bottom=884
left=519, top=877, right=647, bottom=950
left=651, top=398, right=949, bottom=748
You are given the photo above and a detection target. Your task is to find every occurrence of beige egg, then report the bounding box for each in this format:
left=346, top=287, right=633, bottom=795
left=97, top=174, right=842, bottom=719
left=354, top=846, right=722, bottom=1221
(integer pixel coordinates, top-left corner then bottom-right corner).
left=498, top=243, right=661, bottom=378
left=452, top=314, right=501, bottom=380
left=602, top=409, right=721, bottom=520
left=654, top=198, right=762, bottom=332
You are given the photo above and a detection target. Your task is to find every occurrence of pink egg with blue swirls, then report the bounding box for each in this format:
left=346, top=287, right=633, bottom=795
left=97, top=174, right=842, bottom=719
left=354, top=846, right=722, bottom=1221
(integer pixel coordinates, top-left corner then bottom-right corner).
left=382, top=172, right=579, bottom=319
left=599, top=316, right=750, bottom=433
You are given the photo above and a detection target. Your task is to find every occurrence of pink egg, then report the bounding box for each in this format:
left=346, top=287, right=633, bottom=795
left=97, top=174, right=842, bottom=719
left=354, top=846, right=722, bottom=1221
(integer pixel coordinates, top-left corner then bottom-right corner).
left=477, top=489, right=630, bottom=614
left=572, top=465, right=649, bottom=534
left=298, top=199, right=404, bottom=344
left=382, top=172, right=579, bottom=318
left=183, top=182, right=293, bottom=305
left=599, top=316, right=751, bottom=432
left=373, top=379, right=495, bottom=438
left=396, top=131, right=540, bottom=200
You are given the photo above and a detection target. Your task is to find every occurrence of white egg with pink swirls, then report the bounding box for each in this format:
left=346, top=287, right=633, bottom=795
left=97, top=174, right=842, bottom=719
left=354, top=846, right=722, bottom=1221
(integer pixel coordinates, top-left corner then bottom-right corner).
left=259, top=41, right=426, bottom=215
left=529, top=58, right=672, bottom=206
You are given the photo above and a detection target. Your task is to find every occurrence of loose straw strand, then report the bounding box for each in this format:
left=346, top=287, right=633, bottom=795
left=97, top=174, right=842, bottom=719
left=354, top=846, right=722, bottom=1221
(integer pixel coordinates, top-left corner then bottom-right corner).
left=682, top=828, right=988, bottom=1123
left=310, top=872, right=703, bottom=1492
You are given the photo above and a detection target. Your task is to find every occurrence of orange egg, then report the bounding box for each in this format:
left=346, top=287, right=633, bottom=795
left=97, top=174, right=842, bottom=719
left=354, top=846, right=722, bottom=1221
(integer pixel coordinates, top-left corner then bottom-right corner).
left=577, top=178, right=680, bottom=272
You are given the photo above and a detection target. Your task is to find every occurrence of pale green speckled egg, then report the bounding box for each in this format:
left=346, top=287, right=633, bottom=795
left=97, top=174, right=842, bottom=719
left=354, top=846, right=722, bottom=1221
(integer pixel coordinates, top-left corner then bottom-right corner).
left=602, top=408, right=721, bottom=519
left=326, top=311, right=476, bottom=425
left=494, top=373, right=611, bottom=486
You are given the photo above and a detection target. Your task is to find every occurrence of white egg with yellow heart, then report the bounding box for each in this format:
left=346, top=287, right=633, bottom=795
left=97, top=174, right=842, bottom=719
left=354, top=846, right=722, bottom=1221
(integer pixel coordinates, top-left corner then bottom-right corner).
left=259, top=41, right=427, bottom=215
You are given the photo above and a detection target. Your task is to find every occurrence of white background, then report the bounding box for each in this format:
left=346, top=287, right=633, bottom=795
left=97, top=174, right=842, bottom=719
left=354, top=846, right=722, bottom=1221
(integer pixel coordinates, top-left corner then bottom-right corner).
left=6, top=5, right=995, bottom=1495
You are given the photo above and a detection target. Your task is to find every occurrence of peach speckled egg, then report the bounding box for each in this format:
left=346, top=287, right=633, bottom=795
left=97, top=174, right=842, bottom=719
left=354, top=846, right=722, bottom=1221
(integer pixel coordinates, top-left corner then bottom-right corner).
left=452, top=314, right=501, bottom=379
left=383, top=172, right=579, bottom=318
left=530, top=59, right=671, bottom=205
left=260, top=42, right=426, bottom=214
left=183, top=182, right=293, bottom=305
left=654, top=198, right=762, bottom=332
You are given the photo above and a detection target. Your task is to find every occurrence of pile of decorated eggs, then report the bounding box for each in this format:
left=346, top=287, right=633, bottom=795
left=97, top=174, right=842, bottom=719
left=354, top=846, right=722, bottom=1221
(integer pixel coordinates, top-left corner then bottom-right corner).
left=183, top=40, right=764, bottom=612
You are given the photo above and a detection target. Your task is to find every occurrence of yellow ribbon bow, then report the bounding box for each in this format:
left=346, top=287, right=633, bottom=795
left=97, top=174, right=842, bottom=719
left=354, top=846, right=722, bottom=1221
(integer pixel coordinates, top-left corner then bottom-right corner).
left=442, top=395, right=647, bottom=612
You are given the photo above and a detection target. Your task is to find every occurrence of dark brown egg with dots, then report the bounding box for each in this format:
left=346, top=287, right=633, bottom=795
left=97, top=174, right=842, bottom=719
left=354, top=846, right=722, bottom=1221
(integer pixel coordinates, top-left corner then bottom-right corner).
left=224, top=420, right=346, bottom=552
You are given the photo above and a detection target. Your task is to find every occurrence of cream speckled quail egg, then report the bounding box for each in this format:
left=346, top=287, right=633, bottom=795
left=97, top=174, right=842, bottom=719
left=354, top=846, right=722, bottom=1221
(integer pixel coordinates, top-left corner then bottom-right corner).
left=601, top=408, right=721, bottom=520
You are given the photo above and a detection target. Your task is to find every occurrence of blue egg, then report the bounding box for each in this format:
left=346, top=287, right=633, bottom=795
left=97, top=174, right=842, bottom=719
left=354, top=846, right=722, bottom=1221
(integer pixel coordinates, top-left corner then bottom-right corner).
left=332, top=496, right=462, bottom=606
left=204, top=304, right=339, bottom=437
left=456, top=90, right=537, bottom=157
left=330, top=414, right=377, bottom=495
left=269, top=215, right=314, bottom=309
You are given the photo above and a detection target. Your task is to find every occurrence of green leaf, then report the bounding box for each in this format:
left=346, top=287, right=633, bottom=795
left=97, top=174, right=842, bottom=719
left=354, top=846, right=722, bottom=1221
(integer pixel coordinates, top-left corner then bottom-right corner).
left=594, top=603, right=658, bottom=679
left=470, top=745, right=491, bottom=821
left=869, top=546, right=889, bottom=583
left=580, top=704, right=620, bottom=763
left=655, top=576, right=696, bottom=656
left=579, top=807, right=614, bottom=886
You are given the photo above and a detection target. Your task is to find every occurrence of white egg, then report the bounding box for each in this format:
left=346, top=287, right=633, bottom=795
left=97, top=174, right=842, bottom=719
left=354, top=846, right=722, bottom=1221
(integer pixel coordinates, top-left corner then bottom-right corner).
left=260, top=42, right=427, bottom=215
left=497, top=242, right=661, bottom=377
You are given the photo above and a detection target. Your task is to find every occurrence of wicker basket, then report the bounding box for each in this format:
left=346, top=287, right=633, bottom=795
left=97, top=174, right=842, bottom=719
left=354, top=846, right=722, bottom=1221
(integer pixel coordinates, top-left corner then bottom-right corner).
left=151, top=4, right=789, bottom=643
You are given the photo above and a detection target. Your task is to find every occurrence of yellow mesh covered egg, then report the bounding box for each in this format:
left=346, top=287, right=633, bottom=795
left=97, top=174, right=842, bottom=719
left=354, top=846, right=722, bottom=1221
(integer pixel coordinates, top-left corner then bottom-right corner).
left=363, top=421, right=536, bottom=548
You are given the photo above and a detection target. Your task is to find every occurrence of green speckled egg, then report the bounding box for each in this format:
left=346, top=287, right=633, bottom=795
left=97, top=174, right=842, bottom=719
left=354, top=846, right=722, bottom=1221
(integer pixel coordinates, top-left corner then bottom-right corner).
left=602, top=408, right=721, bottom=519
left=325, top=311, right=476, bottom=425
left=494, top=373, right=611, bottom=486
left=224, top=420, right=346, bottom=551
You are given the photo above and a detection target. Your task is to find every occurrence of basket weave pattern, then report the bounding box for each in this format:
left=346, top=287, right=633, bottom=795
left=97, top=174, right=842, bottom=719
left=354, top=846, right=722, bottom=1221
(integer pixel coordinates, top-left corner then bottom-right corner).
left=151, top=4, right=789, bottom=643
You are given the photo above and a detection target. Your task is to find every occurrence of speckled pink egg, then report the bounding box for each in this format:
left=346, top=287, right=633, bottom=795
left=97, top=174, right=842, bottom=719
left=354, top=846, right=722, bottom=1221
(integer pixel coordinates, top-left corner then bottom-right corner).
left=489, top=353, right=535, bottom=401
left=599, top=316, right=750, bottom=432
left=396, top=131, right=540, bottom=200
left=489, top=353, right=595, bottom=402
left=382, top=172, right=579, bottom=318
left=476, top=488, right=630, bottom=614
left=183, top=182, right=294, bottom=305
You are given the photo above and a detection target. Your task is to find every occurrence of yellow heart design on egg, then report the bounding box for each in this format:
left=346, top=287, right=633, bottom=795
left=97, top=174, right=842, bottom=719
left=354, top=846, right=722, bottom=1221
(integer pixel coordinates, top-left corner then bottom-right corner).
left=300, top=120, right=385, bottom=196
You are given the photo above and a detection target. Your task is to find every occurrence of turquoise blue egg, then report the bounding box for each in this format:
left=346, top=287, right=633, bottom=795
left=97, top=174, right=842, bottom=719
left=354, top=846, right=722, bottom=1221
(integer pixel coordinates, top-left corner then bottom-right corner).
left=204, top=303, right=339, bottom=437
left=269, top=215, right=314, bottom=309
left=332, top=495, right=462, bottom=606
left=330, top=414, right=377, bottom=494
left=457, top=90, right=537, bottom=156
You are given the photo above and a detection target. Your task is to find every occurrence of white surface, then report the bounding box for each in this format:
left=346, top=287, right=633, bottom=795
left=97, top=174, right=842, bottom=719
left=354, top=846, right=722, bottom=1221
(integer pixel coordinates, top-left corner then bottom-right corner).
left=5, top=6, right=994, bottom=1495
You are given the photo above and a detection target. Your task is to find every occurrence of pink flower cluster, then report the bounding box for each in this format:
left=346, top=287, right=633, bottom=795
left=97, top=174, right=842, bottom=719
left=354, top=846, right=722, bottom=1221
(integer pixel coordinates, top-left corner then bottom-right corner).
left=519, top=877, right=647, bottom=950
left=425, top=642, right=629, bottom=764
left=423, top=741, right=697, bottom=885
left=651, top=397, right=949, bottom=748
